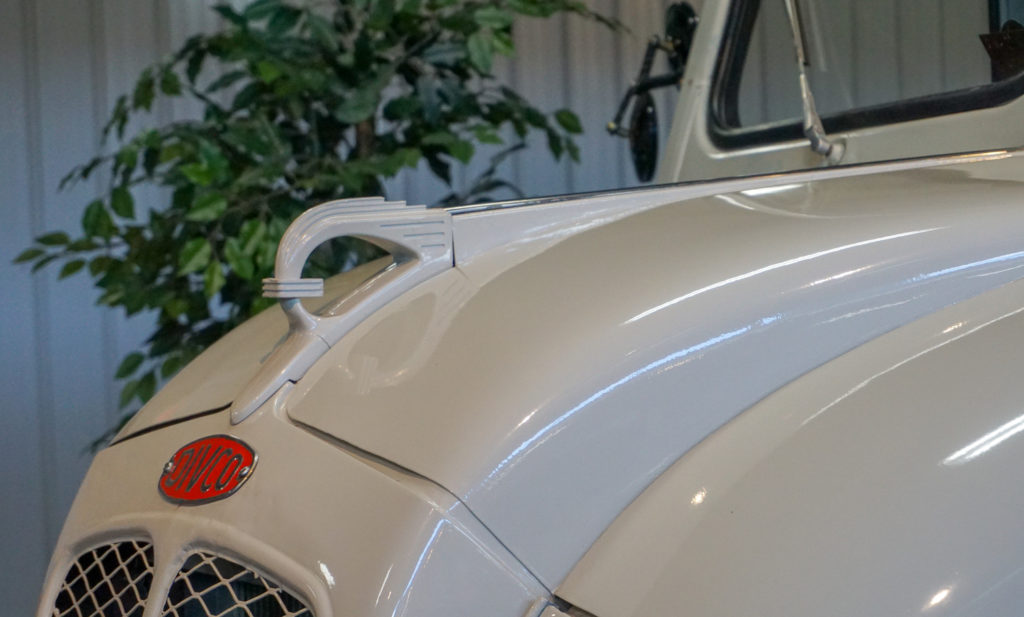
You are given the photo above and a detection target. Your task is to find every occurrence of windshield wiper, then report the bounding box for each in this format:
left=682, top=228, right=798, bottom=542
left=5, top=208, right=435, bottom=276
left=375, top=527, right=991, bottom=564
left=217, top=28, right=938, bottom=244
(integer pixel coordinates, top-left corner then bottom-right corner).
left=783, top=0, right=844, bottom=164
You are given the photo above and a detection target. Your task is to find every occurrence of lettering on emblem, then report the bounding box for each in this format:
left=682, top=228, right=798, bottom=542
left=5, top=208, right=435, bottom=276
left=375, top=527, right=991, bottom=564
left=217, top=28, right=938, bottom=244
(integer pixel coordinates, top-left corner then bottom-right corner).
left=158, top=435, right=257, bottom=505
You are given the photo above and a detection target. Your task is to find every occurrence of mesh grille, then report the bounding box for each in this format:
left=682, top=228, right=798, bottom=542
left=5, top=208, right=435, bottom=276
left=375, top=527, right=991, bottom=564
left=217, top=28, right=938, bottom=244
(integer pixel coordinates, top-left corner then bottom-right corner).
left=52, top=540, right=155, bottom=617
left=162, top=552, right=313, bottom=617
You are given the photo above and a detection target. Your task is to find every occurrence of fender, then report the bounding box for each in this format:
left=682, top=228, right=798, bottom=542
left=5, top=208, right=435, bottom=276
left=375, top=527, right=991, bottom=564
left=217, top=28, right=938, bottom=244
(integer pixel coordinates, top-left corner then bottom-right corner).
left=559, top=272, right=1024, bottom=617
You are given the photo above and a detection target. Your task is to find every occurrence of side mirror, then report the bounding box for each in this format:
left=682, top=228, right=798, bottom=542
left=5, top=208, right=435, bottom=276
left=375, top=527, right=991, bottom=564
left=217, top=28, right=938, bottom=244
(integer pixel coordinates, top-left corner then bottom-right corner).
left=608, top=2, right=698, bottom=182
left=629, top=92, right=659, bottom=182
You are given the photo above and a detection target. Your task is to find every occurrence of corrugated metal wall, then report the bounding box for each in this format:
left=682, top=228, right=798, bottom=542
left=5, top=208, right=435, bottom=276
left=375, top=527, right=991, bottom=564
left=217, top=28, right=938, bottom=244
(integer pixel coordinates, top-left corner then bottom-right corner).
left=0, top=1, right=674, bottom=613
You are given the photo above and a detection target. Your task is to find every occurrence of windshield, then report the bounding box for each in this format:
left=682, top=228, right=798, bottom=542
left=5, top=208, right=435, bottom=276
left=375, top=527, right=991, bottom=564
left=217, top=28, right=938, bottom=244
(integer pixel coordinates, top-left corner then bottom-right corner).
left=727, top=0, right=1024, bottom=128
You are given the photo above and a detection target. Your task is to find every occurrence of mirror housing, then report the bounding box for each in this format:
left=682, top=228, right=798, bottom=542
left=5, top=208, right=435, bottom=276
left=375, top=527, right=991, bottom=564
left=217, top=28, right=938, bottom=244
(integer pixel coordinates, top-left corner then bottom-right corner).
left=629, top=92, right=659, bottom=182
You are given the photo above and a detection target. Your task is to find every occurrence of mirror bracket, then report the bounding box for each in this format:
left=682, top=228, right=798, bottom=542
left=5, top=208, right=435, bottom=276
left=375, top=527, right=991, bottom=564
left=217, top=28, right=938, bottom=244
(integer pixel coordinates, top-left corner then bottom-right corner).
left=607, top=3, right=699, bottom=138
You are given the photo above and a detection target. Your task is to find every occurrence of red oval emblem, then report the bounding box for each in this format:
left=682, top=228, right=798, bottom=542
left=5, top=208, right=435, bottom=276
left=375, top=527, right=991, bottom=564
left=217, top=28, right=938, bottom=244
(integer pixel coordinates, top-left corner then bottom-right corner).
left=158, top=435, right=257, bottom=505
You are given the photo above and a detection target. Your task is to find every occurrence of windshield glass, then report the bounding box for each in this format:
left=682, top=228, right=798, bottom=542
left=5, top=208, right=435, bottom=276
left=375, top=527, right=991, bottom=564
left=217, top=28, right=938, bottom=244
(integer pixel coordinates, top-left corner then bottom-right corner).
left=731, top=0, right=1024, bottom=128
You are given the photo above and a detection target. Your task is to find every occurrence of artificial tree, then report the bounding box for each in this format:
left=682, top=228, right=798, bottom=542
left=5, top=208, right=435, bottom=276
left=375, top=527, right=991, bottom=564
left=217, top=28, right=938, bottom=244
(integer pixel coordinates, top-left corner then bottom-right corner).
left=17, top=0, right=617, bottom=445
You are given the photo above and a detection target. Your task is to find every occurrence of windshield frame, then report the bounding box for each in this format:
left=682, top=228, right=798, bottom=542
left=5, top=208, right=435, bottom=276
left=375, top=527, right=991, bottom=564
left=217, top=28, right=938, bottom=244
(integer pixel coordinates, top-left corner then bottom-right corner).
left=708, top=0, right=1024, bottom=150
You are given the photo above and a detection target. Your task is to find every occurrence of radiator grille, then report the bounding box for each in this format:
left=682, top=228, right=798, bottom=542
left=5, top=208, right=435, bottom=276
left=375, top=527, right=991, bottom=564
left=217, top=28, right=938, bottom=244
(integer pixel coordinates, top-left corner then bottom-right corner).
left=162, top=552, right=313, bottom=617
left=52, top=540, right=155, bottom=617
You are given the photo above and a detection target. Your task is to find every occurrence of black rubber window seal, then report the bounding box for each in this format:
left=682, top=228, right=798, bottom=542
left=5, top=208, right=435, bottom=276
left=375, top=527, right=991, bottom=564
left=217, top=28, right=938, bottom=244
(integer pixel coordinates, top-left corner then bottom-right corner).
left=708, top=0, right=1024, bottom=151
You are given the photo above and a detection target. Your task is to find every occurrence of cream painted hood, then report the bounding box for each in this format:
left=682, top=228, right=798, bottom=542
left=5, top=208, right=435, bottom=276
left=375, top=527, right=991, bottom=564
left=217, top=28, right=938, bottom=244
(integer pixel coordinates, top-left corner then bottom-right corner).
left=123, top=151, right=1024, bottom=589
left=114, top=259, right=390, bottom=439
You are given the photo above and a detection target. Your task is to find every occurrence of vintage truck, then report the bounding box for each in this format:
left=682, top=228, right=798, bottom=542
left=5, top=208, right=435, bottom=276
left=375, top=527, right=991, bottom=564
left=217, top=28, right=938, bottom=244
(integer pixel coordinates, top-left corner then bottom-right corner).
left=39, top=1, right=1024, bottom=616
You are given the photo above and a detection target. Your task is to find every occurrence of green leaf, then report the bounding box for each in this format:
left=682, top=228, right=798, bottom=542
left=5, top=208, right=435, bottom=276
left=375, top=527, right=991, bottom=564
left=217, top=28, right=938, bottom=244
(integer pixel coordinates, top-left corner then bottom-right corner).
left=472, top=126, right=503, bottom=144
left=474, top=7, right=514, bottom=29
left=546, top=128, right=564, bottom=159
left=119, top=379, right=139, bottom=407
left=160, top=69, right=182, bottom=95
left=13, top=247, right=44, bottom=264
left=132, top=69, right=155, bottom=110
left=204, top=260, right=226, bottom=298
left=58, top=260, right=85, bottom=279
left=137, top=371, right=157, bottom=403
left=161, top=354, right=185, bottom=379
left=493, top=30, right=515, bottom=57
left=31, top=255, right=58, bottom=273
left=422, top=131, right=457, bottom=146
left=37, top=232, right=70, bottom=246
left=387, top=147, right=421, bottom=170
left=88, top=255, right=114, bottom=276
left=186, top=47, right=208, bottom=83
left=111, top=186, right=135, bottom=218
left=524, top=106, right=547, bottom=128
left=368, top=0, right=396, bottom=29
left=243, top=0, right=281, bottom=20
left=97, top=288, right=124, bottom=306
left=231, top=82, right=263, bottom=110
left=306, top=14, right=339, bottom=51
left=508, top=0, right=556, bottom=17
left=206, top=70, right=246, bottom=92
left=178, top=238, right=212, bottom=274
left=213, top=4, right=246, bottom=26
left=82, top=200, right=114, bottom=238
left=422, top=42, right=466, bottom=65
left=180, top=163, right=215, bottom=186
left=68, top=238, right=99, bottom=251
left=256, top=60, right=283, bottom=84
left=115, top=352, right=145, bottom=379
left=448, top=139, right=474, bottom=163
left=224, top=237, right=254, bottom=279
left=163, top=297, right=189, bottom=319
left=335, top=89, right=379, bottom=124
left=567, top=139, right=580, bottom=162
left=198, top=140, right=229, bottom=175
left=115, top=146, right=138, bottom=172
left=383, top=96, right=420, bottom=121
left=239, top=219, right=267, bottom=255
left=467, top=30, right=494, bottom=73
left=186, top=193, right=228, bottom=222
left=267, top=6, right=301, bottom=34
left=555, top=109, right=583, bottom=134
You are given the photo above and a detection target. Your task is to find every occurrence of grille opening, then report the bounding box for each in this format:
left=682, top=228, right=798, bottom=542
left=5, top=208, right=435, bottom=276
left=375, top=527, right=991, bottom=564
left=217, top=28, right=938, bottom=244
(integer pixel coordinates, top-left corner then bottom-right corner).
left=162, top=552, right=313, bottom=617
left=53, top=540, right=155, bottom=617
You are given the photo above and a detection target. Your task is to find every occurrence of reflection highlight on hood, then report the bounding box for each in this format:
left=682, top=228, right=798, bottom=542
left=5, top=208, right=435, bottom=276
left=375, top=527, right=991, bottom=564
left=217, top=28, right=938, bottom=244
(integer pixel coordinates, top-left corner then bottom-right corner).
left=925, top=587, right=952, bottom=610
left=739, top=183, right=803, bottom=197
left=480, top=325, right=754, bottom=489
left=909, top=250, right=1024, bottom=284
left=623, top=228, right=937, bottom=325
left=944, top=412, right=1024, bottom=466
left=318, top=561, right=335, bottom=588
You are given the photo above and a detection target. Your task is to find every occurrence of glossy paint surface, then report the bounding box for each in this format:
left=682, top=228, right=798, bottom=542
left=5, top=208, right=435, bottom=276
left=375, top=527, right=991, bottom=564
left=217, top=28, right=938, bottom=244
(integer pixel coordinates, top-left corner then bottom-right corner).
left=286, top=152, right=1024, bottom=586
left=559, top=275, right=1024, bottom=617
left=38, top=401, right=546, bottom=617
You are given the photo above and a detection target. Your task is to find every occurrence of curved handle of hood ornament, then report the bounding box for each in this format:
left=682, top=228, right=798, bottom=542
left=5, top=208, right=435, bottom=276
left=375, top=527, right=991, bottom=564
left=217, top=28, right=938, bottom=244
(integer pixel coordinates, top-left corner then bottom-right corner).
left=229, top=197, right=454, bottom=424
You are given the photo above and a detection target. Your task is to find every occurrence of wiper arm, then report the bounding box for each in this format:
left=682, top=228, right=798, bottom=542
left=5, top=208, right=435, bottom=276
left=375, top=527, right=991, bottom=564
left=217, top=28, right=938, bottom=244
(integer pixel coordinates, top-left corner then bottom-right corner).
left=783, top=0, right=844, bottom=164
